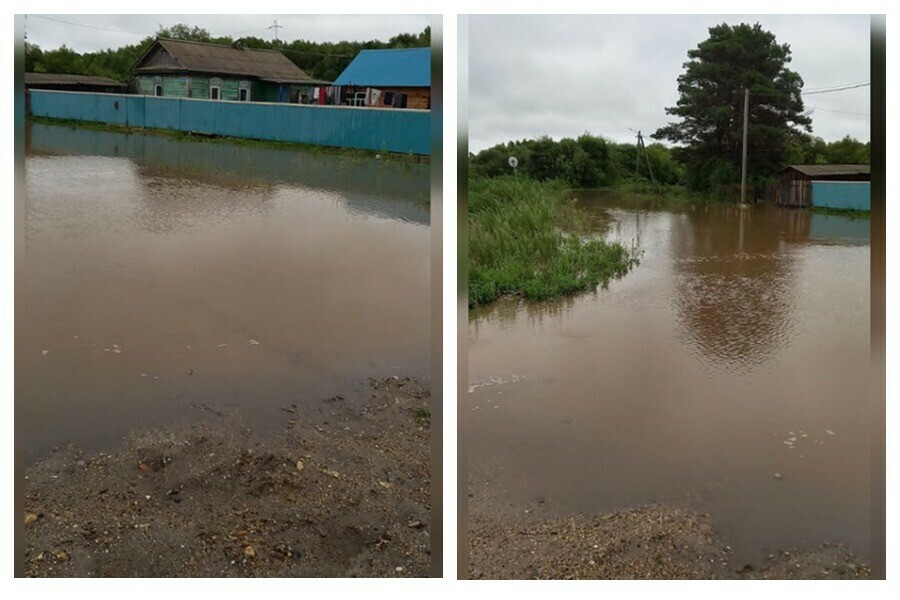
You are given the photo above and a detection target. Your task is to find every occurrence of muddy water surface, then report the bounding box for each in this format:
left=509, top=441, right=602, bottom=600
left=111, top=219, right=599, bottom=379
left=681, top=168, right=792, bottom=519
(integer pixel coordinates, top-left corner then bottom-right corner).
left=468, top=190, right=870, bottom=566
left=20, top=122, right=430, bottom=456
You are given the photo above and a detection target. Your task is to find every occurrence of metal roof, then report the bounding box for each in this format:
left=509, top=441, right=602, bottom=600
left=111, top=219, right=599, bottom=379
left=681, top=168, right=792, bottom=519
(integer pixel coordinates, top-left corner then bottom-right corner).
left=332, top=48, right=430, bottom=88
left=782, top=164, right=871, bottom=177
left=25, top=72, right=126, bottom=87
left=134, top=38, right=323, bottom=84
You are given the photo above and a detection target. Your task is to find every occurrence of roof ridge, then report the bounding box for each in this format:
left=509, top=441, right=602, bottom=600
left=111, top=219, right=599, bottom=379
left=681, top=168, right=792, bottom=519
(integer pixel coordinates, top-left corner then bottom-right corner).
left=157, top=37, right=282, bottom=54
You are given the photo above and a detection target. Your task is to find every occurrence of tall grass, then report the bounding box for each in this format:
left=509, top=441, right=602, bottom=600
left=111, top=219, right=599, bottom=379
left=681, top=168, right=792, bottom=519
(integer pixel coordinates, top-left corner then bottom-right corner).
left=468, top=176, right=633, bottom=307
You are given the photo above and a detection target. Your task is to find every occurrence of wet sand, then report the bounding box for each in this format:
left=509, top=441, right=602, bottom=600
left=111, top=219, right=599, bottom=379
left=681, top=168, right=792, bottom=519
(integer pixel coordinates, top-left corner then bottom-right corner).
left=468, top=500, right=869, bottom=580
left=23, top=377, right=431, bottom=578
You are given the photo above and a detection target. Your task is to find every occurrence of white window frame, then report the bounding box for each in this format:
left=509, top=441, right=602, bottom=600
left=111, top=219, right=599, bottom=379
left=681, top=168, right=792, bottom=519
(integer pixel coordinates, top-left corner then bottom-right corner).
left=238, top=81, right=251, bottom=102
left=154, top=84, right=163, bottom=97
left=210, top=85, right=221, bottom=100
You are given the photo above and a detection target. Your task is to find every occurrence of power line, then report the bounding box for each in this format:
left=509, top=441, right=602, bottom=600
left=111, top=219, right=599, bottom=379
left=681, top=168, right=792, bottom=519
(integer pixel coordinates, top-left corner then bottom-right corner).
left=28, top=15, right=286, bottom=44
left=808, top=106, right=870, bottom=117
left=803, top=82, right=870, bottom=95
left=803, top=79, right=870, bottom=93
left=29, top=14, right=147, bottom=36
left=749, top=81, right=870, bottom=98
left=278, top=48, right=357, bottom=59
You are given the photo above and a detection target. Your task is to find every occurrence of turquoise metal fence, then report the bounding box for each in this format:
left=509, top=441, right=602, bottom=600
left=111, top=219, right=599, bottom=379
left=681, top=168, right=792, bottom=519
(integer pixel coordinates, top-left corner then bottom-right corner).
left=811, top=180, right=870, bottom=211
left=28, top=90, right=430, bottom=155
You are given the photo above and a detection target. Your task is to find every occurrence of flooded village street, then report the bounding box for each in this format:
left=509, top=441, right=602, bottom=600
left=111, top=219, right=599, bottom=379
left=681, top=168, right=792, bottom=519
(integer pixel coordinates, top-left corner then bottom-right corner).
left=468, top=192, right=871, bottom=578
left=20, top=122, right=432, bottom=576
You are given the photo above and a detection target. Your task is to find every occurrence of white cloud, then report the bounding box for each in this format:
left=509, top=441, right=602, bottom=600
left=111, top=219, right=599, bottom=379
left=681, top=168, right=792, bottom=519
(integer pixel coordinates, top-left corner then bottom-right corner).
left=26, top=14, right=430, bottom=52
left=467, top=14, right=871, bottom=152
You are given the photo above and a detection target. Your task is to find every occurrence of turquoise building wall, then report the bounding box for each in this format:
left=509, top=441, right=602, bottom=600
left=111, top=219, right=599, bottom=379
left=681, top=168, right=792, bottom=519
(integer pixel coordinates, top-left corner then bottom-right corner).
left=811, top=181, right=870, bottom=211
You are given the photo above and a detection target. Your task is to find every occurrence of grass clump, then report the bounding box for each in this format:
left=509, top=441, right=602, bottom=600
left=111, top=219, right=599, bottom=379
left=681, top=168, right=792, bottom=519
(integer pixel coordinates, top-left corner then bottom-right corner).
left=468, top=176, right=633, bottom=308
left=809, top=205, right=870, bottom=219
left=411, top=406, right=431, bottom=426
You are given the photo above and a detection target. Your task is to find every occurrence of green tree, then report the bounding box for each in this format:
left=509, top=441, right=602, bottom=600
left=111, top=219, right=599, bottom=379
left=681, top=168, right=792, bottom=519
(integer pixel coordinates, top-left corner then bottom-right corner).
left=653, top=23, right=812, bottom=192
left=156, top=24, right=213, bottom=42
left=824, top=135, right=870, bottom=164
left=24, top=24, right=430, bottom=83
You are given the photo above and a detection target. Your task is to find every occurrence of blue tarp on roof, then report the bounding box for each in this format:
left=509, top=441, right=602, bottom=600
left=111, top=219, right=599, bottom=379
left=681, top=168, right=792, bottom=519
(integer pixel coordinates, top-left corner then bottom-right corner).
left=333, top=48, right=430, bottom=87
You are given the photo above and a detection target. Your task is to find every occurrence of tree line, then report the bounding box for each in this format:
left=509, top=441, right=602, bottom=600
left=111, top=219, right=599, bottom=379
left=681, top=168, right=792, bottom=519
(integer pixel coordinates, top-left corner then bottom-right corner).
left=25, top=23, right=430, bottom=83
left=469, top=132, right=869, bottom=190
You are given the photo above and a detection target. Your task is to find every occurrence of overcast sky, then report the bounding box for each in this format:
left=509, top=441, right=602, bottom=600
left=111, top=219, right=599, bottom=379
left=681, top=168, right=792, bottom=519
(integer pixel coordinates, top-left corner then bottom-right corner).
left=25, top=14, right=430, bottom=52
left=467, top=15, right=871, bottom=152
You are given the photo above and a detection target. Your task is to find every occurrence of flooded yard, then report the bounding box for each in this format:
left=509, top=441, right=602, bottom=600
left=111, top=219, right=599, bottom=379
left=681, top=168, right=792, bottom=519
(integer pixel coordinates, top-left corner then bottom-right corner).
left=19, top=122, right=431, bottom=456
left=468, top=191, right=871, bottom=570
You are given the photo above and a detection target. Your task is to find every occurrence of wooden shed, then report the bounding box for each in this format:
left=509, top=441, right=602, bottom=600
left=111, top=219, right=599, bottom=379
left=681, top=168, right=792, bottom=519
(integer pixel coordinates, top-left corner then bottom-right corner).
left=773, top=164, right=870, bottom=207
left=25, top=72, right=127, bottom=93
left=131, top=38, right=329, bottom=104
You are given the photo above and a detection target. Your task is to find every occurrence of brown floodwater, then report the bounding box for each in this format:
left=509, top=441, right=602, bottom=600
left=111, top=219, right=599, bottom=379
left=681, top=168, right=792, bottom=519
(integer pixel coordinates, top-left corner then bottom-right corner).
left=468, top=190, right=871, bottom=567
left=19, top=122, right=430, bottom=457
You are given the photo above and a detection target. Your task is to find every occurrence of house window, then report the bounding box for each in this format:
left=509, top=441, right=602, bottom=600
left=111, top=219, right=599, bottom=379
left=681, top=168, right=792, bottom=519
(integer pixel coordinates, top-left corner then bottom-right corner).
left=210, top=86, right=221, bottom=100
left=238, top=81, right=251, bottom=102
left=154, top=84, right=163, bottom=97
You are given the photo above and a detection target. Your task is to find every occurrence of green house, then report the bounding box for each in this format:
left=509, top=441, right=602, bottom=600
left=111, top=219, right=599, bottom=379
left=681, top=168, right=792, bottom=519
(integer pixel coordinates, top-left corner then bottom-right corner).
left=131, top=38, right=329, bottom=103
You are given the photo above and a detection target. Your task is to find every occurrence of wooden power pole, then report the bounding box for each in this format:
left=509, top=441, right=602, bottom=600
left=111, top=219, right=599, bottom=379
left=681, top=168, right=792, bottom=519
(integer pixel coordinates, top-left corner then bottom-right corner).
left=740, top=88, right=750, bottom=204
left=636, top=130, right=656, bottom=184
left=635, top=131, right=640, bottom=176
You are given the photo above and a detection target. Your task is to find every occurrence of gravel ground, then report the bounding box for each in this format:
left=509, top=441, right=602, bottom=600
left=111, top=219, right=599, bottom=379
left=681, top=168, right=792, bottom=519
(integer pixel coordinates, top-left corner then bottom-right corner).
left=468, top=504, right=869, bottom=580
left=23, top=377, right=432, bottom=578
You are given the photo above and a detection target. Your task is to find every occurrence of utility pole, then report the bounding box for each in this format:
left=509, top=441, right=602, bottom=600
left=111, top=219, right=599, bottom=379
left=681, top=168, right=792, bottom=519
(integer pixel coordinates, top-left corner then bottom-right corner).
left=640, top=132, right=656, bottom=184
left=268, top=19, right=283, bottom=43
left=635, top=130, right=641, bottom=177
left=740, top=87, right=750, bottom=204
left=636, top=130, right=656, bottom=184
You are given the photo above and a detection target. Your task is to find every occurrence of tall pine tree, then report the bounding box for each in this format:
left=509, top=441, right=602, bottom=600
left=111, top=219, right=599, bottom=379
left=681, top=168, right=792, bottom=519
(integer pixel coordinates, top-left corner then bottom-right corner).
left=653, top=23, right=811, bottom=192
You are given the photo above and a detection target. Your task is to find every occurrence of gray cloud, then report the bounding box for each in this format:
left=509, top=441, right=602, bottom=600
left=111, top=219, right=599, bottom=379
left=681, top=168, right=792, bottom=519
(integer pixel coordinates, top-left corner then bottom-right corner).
left=467, top=15, right=870, bottom=152
left=26, top=14, right=430, bottom=52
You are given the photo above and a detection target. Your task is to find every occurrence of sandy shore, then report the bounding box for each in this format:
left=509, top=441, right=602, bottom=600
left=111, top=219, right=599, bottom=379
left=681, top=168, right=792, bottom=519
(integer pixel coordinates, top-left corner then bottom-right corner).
left=23, top=377, right=432, bottom=578
left=468, top=503, right=869, bottom=580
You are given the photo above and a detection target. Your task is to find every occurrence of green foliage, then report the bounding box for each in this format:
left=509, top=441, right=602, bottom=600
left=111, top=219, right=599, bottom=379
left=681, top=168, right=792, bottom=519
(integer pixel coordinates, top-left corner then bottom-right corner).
left=468, top=177, right=633, bottom=307
left=653, top=23, right=812, bottom=191
left=785, top=134, right=870, bottom=165
left=469, top=134, right=683, bottom=188
left=25, top=23, right=430, bottom=83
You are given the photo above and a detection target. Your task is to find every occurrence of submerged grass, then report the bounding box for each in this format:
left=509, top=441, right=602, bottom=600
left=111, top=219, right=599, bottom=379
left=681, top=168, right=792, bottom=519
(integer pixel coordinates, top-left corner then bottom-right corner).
left=599, top=180, right=725, bottom=205
left=468, top=176, right=634, bottom=308
left=809, top=205, right=871, bottom=219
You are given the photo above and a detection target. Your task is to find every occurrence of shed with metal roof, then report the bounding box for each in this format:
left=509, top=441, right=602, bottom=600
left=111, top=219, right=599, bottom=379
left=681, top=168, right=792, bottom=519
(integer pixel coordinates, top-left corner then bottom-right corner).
left=773, top=164, right=870, bottom=208
left=332, top=48, right=430, bottom=109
